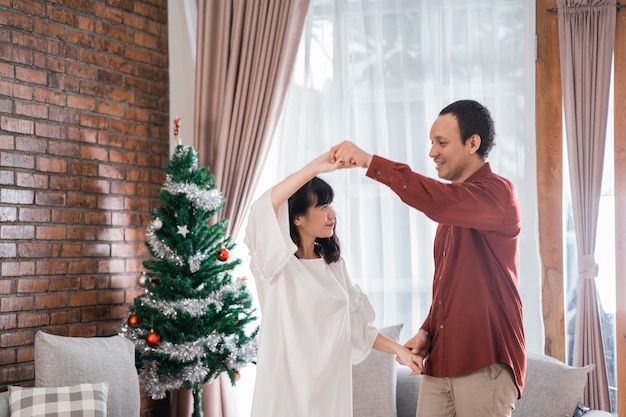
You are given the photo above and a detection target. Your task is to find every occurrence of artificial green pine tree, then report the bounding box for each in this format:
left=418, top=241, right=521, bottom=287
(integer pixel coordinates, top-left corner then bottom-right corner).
left=122, top=119, right=258, bottom=417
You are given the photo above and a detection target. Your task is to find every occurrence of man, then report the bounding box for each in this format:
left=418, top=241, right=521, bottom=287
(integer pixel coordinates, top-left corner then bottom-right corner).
left=330, top=99, right=526, bottom=417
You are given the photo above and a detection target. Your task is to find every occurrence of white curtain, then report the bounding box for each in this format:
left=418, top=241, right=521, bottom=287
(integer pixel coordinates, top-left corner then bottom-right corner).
left=264, top=0, right=543, bottom=352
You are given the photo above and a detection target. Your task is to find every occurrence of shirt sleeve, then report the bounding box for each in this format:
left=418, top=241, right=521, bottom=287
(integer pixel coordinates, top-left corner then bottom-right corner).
left=366, top=155, right=513, bottom=231
left=341, top=260, right=379, bottom=364
left=244, top=188, right=297, bottom=280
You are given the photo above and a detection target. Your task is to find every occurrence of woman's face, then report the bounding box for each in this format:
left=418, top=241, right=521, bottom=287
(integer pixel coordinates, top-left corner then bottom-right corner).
left=294, top=201, right=336, bottom=241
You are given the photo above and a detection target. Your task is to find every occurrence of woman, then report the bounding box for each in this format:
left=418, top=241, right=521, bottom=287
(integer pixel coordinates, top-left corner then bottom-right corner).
left=244, top=152, right=421, bottom=417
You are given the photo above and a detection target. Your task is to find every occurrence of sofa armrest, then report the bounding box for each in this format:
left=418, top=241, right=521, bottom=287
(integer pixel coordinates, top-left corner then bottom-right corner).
left=0, top=390, right=9, bottom=417
left=396, top=366, right=421, bottom=417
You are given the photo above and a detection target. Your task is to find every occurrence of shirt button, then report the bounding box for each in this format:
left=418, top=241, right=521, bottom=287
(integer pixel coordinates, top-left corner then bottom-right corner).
left=402, top=184, right=407, bottom=189
left=438, top=275, right=442, bottom=280
left=377, top=170, right=382, bottom=175
left=438, top=300, right=442, bottom=305
left=439, top=324, right=444, bottom=329
left=443, top=251, right=446, bottom=256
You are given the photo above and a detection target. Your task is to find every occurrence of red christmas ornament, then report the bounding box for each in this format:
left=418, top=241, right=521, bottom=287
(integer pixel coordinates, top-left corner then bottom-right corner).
left=146, top=331, right=160, bottom=347
left=127, top=314, right=142, bottom=326
left=218, top=248, right=229, bottom=261
left=234, top=373, right=241, bottom=381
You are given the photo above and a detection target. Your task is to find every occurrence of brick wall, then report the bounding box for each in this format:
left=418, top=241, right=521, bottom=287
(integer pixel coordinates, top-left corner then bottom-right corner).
left=0, top=1, right=170, bottom=415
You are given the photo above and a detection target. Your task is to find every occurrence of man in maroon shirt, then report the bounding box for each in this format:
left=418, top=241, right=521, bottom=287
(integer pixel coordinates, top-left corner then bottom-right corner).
left=330, top=99, right=526, bottom=417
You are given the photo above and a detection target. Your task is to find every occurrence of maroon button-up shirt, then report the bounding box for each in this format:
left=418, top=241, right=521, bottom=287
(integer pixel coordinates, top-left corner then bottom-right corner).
left=367, top=155, right=526, bottom=397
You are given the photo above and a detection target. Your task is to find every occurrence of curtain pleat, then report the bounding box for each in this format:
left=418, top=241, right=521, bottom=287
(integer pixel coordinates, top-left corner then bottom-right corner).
left=557, top=0, right=615, bottom=410
left=193, top=0, right=310, bottom=238
left=169, top=1, right=310, bottom=416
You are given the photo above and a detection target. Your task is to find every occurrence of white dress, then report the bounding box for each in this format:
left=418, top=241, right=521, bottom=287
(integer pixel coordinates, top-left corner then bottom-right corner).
left=244, top=189, right=379, bottom=417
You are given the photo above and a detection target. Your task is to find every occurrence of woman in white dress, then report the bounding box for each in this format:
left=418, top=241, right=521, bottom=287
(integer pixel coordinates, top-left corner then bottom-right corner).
left=245, top=152, right=421, bottom=417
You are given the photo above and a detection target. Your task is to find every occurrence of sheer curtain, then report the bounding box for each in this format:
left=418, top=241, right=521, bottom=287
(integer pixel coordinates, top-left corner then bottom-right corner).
left=263, top=0, right=542, bottom=350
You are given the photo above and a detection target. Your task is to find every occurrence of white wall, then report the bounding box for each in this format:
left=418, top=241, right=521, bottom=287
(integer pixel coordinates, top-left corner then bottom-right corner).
left=167, top=0, right=196, bottom=151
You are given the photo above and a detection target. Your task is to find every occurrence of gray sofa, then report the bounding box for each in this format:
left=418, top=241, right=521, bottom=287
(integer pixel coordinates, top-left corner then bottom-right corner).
left=0, top=331, right=140, bottom=417
left=353, top=324, right=614, bottom=417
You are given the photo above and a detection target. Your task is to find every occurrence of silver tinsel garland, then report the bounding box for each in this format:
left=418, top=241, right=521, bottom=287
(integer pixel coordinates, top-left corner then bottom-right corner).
left=122, top=324, right=258, bottom=399
left=135, top=278, right=248, bottom=318
left=162, top=175, right=223, bottom=212
left=146, top=221, right=184, bottom=266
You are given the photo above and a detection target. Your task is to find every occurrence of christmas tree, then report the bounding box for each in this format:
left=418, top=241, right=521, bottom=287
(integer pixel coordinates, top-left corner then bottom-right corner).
left=122, top=118, right=258, bottom=417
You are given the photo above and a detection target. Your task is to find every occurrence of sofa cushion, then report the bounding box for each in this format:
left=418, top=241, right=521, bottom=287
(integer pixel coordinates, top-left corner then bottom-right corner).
left=34, top=331, right=139, bottom=417
left=513, top=351, right=594, bottom=417
left=8, top=382, right=108, bottom=417
left=353, top=323, right=403, bottom=417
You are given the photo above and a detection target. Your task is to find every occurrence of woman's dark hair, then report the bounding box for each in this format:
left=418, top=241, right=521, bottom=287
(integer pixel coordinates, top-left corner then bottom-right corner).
left=439, top=99, right=496, bottom=158
left=288, top=176, right=340, bottom=264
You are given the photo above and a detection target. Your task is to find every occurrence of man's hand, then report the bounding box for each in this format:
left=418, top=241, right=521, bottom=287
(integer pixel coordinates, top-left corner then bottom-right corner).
left=329, top=141, right=373, bottom=169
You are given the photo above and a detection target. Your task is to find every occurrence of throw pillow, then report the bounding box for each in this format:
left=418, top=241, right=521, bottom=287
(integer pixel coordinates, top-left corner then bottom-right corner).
left=34, top=331, right=140, bottom=417
left=512, top=351, right=594, bottom=417
left=8, top=382, right=108, bottom=417
left=352, top=323, right=403, bottom=417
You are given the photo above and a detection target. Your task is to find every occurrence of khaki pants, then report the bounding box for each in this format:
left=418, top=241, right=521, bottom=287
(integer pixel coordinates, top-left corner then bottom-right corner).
left=416, top=363, right=518, bottom=417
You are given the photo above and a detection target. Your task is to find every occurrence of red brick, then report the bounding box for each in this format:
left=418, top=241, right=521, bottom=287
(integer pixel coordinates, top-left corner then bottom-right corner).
left=1, top=261, right=35, bottom=277
left=17, top=312, right=50, bottom=328
left=19, top=207, right=50, bottom=223
left=0, top=329, right=36, bottom=348
left=97, top=227, right=124, bottom=241
left=98, top=259, right=125, bottom=273
left=1, top=152, right=35, bottom=169
left=84, top=211, right=110, bottom=225
left=36, top=157, right=68, bottom=173
left=98, top=291, right=125, bottom=305
left=0, top=243, right=17, bottom=258
left=15, top=66, right=47, bottom=85
left=18, top=242, right=52, bottom=257
left=67, top=94, right=96, bottom=111
left=1, top=188, right=34, bottom=204
left=68, top=259, right=97, bottom=274
left=0, top=348, right=17, bottom=365
left=36, top=122, right=67, bottom=139
left=34, top=191, right=66, bottom=206
left=1, top=225, right=35, bottom=240
left=83, top=243, right=111, bottom=257
left=51, top=209, right=82, bottom=224
left=15, top=101, right=48, bottom=119
left=16, top=346, right=34, bottom=363
left=49, top=175, right=80, bottom=190
left=50, top=309, right=81, bottom=325
left=0, top=314, right=17, bottom=331
left=98, top=195, right=123, bottom=210
left=0, top=296, right=35, bottom=313
left=81, top=146, right=109, bottom=162
left=16, top=278, right=49, bottom=293
left=68, top=127, right=98, bottom=143
left=35, top=293, right=67, bottom=309
left=49, top=276, right=80, bottom=292
left=48, top=141, right=79, bottom=157
left=67, top=226, right=96, bottom=241
left=16, top=137, right=47, bottom=153
left=81, top=275, right=109, bottom=291
left=69, top=292, right=97, bottom=307
left=36, top=260, right=68, bottom=275
left=35, top=226, right=66, bottom=240
left=16, top=172, right=49, bottom=189
left=52, top=243, right=81, bottom=258
left=67, top=192, right=98, bottom=208
left=0, top=117, right=34, bottom=135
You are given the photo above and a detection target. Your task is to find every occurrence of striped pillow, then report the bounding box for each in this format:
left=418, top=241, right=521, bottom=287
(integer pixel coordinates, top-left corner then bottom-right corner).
left=8, top=382, right=108, bottom=417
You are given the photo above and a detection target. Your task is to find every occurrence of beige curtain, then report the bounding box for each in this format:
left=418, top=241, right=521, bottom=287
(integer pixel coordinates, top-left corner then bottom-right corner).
left=169, top=1, right=310, bottom=416
left=193, top=0, right=310, bottom=238
left=557, top=0, right=615, bottom=410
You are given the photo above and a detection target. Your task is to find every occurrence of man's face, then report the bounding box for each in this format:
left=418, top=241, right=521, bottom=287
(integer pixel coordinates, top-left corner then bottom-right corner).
left=428, top=113, right=478, bottom=183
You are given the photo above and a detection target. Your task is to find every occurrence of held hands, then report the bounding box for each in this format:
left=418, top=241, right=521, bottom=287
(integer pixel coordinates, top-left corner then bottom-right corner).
left=395, top=347, right=425, bottom=376
left=329, top=141, right=373, bottom=169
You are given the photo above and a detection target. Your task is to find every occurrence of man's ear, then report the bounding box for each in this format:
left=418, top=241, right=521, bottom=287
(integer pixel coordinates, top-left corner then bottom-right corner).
left=468, top=134, right=481, bottom=154
left=293, top=215, right=303, bottom=226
